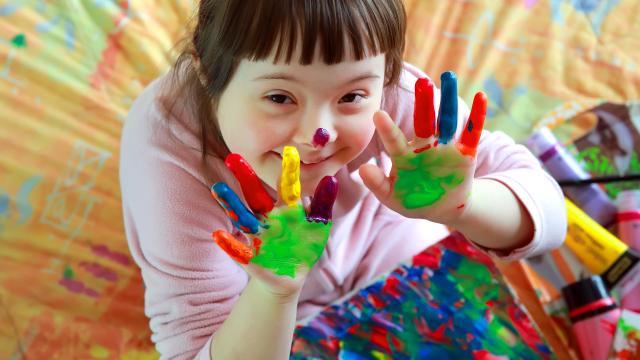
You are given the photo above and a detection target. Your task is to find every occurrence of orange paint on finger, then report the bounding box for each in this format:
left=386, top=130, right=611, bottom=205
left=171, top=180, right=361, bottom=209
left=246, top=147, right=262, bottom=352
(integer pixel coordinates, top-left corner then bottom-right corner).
left=212, top=230, right=253, bottom=264
left=458, top=92, right=487, bottom=157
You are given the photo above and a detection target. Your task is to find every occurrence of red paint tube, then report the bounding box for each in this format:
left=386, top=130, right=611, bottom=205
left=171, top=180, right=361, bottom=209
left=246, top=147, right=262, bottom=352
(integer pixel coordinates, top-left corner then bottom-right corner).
left=562, top=276, right=621, bottom=360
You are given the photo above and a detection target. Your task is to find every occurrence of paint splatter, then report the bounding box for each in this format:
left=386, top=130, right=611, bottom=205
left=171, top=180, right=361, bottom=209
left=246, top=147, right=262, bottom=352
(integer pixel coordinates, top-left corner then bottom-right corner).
left=313, top=128, right=330, bottom=147
left=394, top=149, right=465, bottom=209
left=291, top=232, right=550, bottom=359
left=91, top=244, right=131, bottom=266
left=11, top=33, right=27, bottom=48
left=250, top=205, right=330, bottom=277
left=58, top=277, right=100, bottom=298
left=79, top=261, right=118, bottom=282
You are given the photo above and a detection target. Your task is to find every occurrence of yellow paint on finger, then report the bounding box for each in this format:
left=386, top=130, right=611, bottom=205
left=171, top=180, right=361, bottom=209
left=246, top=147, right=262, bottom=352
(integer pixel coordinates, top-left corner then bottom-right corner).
left=280, top=146, right=301, bottom=206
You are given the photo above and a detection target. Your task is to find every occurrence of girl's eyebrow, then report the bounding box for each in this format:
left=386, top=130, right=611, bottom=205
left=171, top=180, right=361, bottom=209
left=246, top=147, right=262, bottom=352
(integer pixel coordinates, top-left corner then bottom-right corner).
left=253, top=73, right=380, bottom=86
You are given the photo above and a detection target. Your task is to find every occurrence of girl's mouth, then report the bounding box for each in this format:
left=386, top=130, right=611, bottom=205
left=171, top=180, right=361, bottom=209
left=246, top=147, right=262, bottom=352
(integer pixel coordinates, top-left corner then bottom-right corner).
left=271, top=151, right=332, bottom=168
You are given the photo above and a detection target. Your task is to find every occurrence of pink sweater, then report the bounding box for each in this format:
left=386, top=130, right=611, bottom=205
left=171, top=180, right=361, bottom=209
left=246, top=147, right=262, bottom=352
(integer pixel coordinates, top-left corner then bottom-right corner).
left=119, top=63, right=566, bottom=359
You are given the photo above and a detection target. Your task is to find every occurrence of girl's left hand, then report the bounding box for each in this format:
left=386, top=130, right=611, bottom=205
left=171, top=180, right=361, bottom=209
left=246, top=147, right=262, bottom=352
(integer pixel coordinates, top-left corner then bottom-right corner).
left=359, top=71, right=487, bottom=225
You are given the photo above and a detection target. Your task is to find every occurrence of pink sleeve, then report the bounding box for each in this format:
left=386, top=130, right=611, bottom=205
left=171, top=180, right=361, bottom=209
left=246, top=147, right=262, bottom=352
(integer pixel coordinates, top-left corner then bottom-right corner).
left=381, top=63, right=566, bottom=260
left=472, top=130, right=567, bottom=259
left=120, top=85, right=247, bottom=359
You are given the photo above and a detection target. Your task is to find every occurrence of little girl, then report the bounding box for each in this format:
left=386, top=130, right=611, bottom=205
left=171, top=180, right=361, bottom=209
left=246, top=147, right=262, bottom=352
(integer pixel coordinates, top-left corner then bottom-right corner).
left=119, top=1, right=567, bottom=359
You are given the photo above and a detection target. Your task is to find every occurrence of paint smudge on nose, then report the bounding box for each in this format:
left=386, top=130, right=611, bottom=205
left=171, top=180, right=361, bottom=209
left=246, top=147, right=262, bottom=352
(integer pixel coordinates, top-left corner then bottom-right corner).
left=313, top=128, right=330, bottom=147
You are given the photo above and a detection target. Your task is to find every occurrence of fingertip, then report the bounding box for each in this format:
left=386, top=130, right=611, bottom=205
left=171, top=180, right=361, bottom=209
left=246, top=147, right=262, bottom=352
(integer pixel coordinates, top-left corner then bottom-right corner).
left=373, top=110, right=392, bottom=128
left=458, top=91, right=487, bottom=157
left=441, top=70, right=457, bottom=82
left=212, top=230, right=253, bottom=264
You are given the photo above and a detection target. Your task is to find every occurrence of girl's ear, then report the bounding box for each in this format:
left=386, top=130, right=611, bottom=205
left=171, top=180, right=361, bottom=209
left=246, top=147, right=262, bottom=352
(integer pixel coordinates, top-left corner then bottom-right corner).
left=191, top=50, right=210, bottom=90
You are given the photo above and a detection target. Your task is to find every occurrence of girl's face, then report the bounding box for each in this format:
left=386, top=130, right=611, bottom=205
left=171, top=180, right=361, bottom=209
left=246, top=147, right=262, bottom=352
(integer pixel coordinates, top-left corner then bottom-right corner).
left=216, top=49, right=386, bottom=196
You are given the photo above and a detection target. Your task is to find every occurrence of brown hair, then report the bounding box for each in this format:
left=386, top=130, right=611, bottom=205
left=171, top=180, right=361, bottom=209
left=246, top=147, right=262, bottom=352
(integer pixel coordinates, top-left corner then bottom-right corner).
left=164, top=0, right=407, bottom=160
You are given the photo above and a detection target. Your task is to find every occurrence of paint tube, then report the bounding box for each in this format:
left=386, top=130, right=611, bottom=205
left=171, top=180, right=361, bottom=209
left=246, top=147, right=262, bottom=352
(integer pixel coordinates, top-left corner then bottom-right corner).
left=615, top=190, right=640, bottom=312
left=525, top=127, right=617, bottom=226
left=562, top=276, right=621, bottom=360
left=564, top=199, right=640, bottom=298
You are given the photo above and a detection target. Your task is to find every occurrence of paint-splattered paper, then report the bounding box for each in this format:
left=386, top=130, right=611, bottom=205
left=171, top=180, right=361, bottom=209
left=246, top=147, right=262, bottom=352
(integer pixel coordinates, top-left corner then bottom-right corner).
left=291, top=232, right=551, bottom=359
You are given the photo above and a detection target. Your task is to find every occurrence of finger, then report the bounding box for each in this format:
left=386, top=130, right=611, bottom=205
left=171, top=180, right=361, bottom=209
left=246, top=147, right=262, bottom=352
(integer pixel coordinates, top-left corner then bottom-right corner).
left=437, top=71, right=458, bottom=145
left=225, top=153, right=275, bottom=215
left=211, top=182, right=263, bottom=234
left=280, top=146, right=301, bottom=207
left=374, top=110, right=408, bottom=157
left=458, top=91, right=487, bottom=157
left=358, top=163, right=393, bottom=203
left=212, top=230, right=253, bottom=264
left=414, top=77, right=437, bottom=139
left=307, top=176, right=339, bottom=224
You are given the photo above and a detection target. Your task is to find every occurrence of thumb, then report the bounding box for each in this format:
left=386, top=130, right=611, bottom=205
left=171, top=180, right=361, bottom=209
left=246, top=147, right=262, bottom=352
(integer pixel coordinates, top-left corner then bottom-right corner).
left=359, top=163, right=393, bottom=203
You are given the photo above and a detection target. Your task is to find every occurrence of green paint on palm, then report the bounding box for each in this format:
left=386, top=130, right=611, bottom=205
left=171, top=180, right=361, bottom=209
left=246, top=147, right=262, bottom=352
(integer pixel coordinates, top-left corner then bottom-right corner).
left=394, top=150, right=465, bottom=209
left=250, top=205, right=331, bottom=277
left=11, top=34, right=27, bottom=48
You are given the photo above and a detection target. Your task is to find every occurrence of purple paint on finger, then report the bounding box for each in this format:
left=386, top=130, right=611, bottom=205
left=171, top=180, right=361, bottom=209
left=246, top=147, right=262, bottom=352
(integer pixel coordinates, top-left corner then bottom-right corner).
left=307, top=176, right=338, bottom=224
left=313, top=128, right=330, bottom=147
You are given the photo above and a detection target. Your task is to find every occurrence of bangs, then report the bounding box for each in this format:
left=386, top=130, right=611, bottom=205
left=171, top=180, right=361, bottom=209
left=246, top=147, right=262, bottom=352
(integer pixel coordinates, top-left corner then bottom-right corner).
left=215, top=0, right=404, bottom=65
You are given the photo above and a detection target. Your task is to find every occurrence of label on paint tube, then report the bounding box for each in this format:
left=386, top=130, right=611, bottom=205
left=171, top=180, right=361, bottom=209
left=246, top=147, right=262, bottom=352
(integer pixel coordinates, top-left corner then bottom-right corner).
left=565, top=198, right=639, bottom=289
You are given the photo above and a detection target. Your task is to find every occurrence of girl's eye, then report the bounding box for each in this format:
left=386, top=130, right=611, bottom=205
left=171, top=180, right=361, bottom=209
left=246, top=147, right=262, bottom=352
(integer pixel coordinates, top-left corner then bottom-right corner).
left=266, top=94, right=294, bottom=104
left=340, top=93, right=366, bottom=104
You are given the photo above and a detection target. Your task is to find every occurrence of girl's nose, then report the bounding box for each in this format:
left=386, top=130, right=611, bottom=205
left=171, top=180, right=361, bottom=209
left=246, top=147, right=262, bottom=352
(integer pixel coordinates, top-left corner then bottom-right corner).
left=293, top=110, right=336, bottom=149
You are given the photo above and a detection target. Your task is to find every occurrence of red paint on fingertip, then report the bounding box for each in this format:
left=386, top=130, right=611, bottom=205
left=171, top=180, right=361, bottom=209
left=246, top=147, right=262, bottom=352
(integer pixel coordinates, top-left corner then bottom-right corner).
left=225, top=153, right=274, bottom=214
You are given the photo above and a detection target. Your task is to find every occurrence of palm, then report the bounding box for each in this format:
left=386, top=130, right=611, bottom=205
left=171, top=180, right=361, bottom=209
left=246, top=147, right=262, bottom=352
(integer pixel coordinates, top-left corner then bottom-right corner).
left=360, top=71, right=487, bottom=225
left=210, top=148, right=337, bottom=295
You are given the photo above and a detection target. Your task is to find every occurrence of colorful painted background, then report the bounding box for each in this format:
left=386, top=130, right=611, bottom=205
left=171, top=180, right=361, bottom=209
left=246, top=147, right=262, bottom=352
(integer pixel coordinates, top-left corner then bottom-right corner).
left=1, top=0, right=639, bottom=358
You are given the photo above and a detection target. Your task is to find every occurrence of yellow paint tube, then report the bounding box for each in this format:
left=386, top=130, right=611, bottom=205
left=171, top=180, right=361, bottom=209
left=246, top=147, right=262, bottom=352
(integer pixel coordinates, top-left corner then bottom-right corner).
left=565, top=198, right=639, bottom=290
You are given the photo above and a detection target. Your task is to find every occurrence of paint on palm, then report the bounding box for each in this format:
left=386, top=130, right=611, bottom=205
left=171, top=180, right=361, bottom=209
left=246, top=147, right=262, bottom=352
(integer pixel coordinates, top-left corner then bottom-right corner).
left=250, top=205, right=331, bottom=277
left=395, top=150, right=466, bottom=209
left=211, top=148, right=336, bottom=278
left=395, top=72, right=486, bottom=210
left=291, top=232, right=551, bottom=359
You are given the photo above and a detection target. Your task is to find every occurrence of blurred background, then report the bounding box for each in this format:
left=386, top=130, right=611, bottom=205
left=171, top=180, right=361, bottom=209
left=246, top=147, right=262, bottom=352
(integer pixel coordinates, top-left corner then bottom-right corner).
left=1, top=0, right=639, bottom=358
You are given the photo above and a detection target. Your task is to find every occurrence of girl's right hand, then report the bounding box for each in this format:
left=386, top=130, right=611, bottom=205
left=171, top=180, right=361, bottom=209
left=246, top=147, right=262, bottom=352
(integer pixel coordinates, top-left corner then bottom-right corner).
left=210, top=147, right=338, bottom=297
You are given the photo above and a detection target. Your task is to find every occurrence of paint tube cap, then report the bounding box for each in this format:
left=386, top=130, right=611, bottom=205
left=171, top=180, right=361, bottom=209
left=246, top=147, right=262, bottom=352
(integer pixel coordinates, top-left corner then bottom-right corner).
left=525, top=127, right=558, bottom=157
left=561, top=275, right=612, bottom=313
left=616, top=189, right=640, bottom=212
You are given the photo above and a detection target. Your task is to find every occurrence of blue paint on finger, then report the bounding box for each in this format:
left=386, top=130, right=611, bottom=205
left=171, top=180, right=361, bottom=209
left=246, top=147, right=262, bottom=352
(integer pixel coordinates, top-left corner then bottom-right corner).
left=438, top=71, right=458, bottom=144
left=211, top=182, right=263, bottom=234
